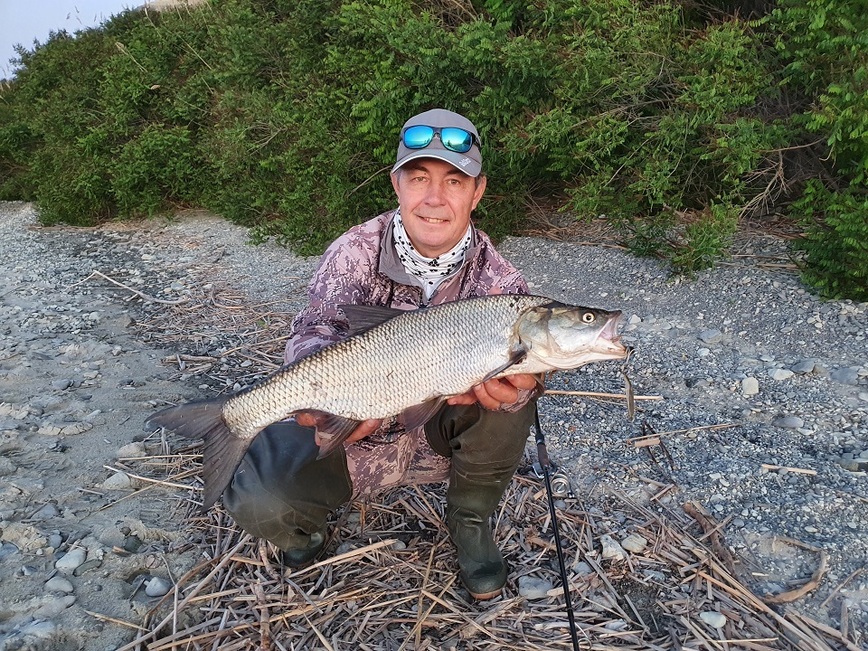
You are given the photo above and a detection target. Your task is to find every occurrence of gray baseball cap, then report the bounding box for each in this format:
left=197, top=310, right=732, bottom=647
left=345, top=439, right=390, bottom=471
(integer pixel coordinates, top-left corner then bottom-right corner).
left=392, top=108, right=483, bottom=177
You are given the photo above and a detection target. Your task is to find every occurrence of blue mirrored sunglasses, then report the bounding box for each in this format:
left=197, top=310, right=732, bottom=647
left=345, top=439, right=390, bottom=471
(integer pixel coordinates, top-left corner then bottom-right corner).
left=401, top=125, right=478, bottom=154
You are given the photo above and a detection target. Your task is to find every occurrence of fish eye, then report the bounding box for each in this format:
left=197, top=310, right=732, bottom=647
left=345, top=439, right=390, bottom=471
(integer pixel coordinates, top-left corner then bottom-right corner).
left=581, top=312, right=596, bottom=323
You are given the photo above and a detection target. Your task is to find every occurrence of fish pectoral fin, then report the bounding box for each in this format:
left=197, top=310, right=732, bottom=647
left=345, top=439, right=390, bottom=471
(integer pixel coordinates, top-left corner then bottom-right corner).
left=481, top=345, right=528, bottom=382
left=340, top=304, right=405, bottom=336
left=303, top=410, right=364, bottom=459
left=399, top=398, right=445, bottom=432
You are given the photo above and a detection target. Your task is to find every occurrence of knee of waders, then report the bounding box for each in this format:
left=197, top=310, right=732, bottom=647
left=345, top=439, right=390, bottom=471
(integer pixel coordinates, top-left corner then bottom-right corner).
left=222, top=421, right=352, bottom=537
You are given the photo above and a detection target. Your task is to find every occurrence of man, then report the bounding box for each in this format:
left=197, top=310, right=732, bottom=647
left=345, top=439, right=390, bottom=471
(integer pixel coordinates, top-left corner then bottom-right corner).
left=223, top=108, right=538, bottom=600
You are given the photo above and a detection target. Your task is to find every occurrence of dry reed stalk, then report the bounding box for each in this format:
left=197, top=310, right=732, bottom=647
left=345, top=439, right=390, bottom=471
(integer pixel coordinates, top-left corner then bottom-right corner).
left=117, top=277, right=861, bottom=650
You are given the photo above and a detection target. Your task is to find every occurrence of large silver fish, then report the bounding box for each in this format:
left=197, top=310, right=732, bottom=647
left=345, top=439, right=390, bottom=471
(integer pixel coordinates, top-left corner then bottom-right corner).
left=147, top=294, right=627, bottom=508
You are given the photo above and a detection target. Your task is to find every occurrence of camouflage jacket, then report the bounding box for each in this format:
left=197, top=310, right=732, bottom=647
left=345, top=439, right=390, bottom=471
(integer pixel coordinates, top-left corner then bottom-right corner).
left=284, top=209, right=531, bottom=444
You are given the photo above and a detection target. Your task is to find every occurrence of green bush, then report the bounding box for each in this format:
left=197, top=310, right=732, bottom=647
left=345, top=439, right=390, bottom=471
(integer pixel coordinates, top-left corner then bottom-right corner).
left=0, top=0, right=864, bottom=297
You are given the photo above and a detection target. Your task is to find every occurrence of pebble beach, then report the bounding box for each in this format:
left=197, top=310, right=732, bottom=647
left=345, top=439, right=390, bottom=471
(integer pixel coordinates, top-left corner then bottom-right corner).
left=0, top=201, right=865, bottom=649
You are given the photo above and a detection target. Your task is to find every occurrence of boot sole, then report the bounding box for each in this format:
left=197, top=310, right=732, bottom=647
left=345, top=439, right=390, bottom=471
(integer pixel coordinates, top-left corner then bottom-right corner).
left=467, top=585, right=503, bottom=600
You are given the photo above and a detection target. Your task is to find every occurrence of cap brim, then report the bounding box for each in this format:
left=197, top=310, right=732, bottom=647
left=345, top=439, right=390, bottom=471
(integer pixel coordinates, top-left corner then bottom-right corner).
left=392, top=150, right=482, bottom=178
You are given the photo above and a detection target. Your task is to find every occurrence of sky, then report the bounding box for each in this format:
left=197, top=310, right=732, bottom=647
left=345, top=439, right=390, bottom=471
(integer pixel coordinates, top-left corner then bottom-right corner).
left=1, top=1, right=140, bottom=79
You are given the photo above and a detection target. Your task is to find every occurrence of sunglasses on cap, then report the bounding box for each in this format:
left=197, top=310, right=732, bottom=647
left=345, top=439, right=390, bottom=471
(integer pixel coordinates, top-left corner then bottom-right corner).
left=401, top=125, right=479, bottom=154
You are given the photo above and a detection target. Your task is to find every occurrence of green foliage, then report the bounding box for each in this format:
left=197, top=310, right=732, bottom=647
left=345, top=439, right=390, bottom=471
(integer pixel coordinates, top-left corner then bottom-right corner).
left=769, top=0, right=868, bottom=297
left=0, top=0, right=864, bottom=297
left=794, top=181, right=868, bottom=301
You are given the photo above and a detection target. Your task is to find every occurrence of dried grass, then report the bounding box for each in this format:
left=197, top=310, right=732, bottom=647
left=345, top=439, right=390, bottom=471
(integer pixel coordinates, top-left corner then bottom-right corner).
left=116, top=461, right=858, bottom=651
left=91, top=273, right=857, bottom=650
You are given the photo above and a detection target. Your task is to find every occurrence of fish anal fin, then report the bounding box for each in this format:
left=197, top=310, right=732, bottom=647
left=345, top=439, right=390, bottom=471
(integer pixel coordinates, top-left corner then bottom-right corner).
left=303, top=410, right=364, bottom=459
left=340, top=304, right=405, bottom=337
left=481, top=344, right=528, bottom=382
left=399, top=398, right=445, bottom=432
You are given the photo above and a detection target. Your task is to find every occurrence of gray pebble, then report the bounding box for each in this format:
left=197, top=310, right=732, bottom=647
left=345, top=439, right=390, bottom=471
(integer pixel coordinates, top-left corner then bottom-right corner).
left=773, top=415, right=804, bottom=429
left=45, top=575, right=74, bottom=593
left=33, top=594, right=76, bottom=618
left=830, top=367, right=860, bottom=385
left=769, top=368, right=794, bottom=381
left=518, top=575, right=553, bottom=599
left=335, top=542, right=356, bottom=555
left=699, top=329, right=723, bottom=344
left=55, top=547, right=86, bottom=572
left=12, top=620, right=57, bottom=641
left=0, top=542, right=20, bottom=561
left=573, top=561, right=593, bottom=576
left=791, top=359, right=816, bottom=374
left=145, top=575, right=172, bottom=597
left=50, top=378, right=72, bottom=391
left=741, top=377, right=760, bottom=396
left=700, top=611, right=727, bottom=628
left=30, top=503, right=59, bottom=521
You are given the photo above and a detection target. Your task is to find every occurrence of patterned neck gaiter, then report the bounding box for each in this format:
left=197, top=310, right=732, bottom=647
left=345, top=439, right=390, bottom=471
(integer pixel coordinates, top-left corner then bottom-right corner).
left=392, top=208, right=472, bottom=300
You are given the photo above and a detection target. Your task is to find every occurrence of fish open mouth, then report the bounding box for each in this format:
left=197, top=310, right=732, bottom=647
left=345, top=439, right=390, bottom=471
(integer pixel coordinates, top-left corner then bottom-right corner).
left=598, top=311, right=623, bottom=344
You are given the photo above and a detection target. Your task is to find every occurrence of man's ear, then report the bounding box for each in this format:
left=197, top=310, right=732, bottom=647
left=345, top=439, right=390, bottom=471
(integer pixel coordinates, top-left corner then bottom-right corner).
left=471, top=174, right=487, bottom=211
left=390, top=171, right=401, bottom=196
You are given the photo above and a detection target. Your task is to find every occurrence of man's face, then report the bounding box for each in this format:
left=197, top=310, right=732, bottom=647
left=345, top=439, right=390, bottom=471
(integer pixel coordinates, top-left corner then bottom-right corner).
left=391, top=159, right=486, bottom=258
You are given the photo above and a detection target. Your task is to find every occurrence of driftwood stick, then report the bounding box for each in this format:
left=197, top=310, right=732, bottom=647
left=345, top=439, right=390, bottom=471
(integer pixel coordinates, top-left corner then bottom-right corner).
left=545, top=389, right=662, bottom=401
left=760, top=463, right=817, bottom=476
left=818, top=566, right=863, bottom=610
left=683, top=501, right=737, bottom=576
left=73, top=270, right=190, bottom=305
left=762, top=538, right=828, bottom=605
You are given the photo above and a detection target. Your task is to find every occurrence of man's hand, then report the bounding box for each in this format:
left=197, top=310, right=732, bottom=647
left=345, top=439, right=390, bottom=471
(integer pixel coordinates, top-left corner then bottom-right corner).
left=446, top=373, right=539, bottom=411
left=295, top=413, right=383, bottom=446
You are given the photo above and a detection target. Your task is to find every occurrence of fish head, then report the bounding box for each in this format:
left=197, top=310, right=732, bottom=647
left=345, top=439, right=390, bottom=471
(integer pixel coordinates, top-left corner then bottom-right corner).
left=515, top=303, right=627, bottom=371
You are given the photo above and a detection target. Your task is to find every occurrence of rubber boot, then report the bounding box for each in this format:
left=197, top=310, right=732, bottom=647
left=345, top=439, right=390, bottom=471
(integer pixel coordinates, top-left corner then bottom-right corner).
left=446, top=467, right=515, bottom=599
left=222, top=421, right=352, bottom=567
left=427, top=402, right=535, bottom=599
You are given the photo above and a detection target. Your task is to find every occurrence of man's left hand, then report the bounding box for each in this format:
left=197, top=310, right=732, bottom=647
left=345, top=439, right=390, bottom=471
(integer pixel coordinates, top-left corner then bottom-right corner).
left=446, top=373, right=539, bottom=411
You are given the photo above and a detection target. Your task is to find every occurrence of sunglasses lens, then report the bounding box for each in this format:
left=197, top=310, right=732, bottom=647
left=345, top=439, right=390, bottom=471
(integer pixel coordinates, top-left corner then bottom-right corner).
left=403, top=125, right=435, bottom=149
left=440, top=127, right=474, bottom=153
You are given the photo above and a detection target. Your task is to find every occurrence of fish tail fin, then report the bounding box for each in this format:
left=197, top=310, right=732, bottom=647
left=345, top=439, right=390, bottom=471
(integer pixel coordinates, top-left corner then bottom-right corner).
left=146, top=398, right=248, bottom=511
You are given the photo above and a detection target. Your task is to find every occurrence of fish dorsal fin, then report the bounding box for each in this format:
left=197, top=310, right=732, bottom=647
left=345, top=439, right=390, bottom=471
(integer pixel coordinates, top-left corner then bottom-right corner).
left=481, top=344, right=528, bottom=382
left=340, top=304, right=405, bottom=337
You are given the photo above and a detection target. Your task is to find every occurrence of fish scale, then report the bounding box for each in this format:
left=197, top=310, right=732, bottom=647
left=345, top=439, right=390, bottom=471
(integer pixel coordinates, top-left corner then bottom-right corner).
left=147, top=294, right=626, bottom=508
left=222, top=294, right=547, bottom=435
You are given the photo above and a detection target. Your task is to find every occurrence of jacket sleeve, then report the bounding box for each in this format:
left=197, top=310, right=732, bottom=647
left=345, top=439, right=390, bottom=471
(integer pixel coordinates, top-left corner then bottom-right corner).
left=284, top=230, right=379, bottom=364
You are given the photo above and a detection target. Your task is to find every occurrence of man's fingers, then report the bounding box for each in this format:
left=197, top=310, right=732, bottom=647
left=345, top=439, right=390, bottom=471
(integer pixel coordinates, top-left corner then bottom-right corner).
left=295, top=412, right=316, bottom=427
left=505, top=373, right=540, bottom=390
left=345, top=419, right=382, bottom=444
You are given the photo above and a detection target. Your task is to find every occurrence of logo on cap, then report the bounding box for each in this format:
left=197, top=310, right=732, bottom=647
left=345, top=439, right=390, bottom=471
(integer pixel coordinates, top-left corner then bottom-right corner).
left=458, top=157, right=472, bottom=167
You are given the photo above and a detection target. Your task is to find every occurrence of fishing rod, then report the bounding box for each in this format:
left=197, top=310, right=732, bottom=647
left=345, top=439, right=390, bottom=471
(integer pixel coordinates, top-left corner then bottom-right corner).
left=533, top=409, right=581, bottom=651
